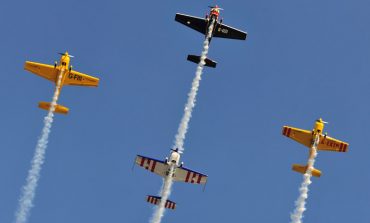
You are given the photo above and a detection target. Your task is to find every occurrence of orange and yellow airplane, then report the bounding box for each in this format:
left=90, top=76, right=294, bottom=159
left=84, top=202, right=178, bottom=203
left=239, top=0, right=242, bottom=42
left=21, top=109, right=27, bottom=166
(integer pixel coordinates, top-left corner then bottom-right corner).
left=24, top=52, right=100, bottom=114
left=282, top=118, right=349, bottom=177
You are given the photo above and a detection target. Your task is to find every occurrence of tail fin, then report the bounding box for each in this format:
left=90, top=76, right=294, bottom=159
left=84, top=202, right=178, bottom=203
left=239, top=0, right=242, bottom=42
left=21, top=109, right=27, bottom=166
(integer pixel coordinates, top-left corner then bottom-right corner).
left=187, top=55, right=217, bottom=68
left=146, top=195, right=176, bottom=210
left=38, top=101, right=69, bottom=115
left=292, top=164, right=321, bottom=178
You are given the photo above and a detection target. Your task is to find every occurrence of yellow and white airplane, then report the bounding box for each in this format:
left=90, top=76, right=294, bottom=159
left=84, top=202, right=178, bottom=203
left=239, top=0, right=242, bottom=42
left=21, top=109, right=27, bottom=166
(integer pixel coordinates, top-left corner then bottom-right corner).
left=24, top=52, right=100, bottom=114
left=282, top=118, right=349, bottom=177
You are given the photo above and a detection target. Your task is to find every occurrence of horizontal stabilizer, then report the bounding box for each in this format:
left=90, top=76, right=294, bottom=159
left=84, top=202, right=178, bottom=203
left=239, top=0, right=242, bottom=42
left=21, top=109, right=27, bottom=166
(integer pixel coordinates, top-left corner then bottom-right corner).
left=146, top=195, right=176, bottom=210
left=39, top=102, right=69, bottom=114
left=292, top=164, right=321, bottom=178
left=187, top=55, right=217, bottom=68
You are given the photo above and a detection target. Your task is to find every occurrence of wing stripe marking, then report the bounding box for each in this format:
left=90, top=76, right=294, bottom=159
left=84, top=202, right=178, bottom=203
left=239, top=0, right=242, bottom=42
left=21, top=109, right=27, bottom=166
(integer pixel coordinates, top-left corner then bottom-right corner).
left=191, top=173, right=196, bottom=183
left=287, top=128, right=292, bottom=137
left=151, top=161, right=157, bottom=172
left=197, top=174, right=202, bottom=184
left=343, top=144, right=348, bottom=152
left=140, top=157, right=145, bottom=167
left=283, top=127, right=288, bottom=136
left=185, top=171, right=191, bottom=182
left=145, top=159, right=151, bottom=170
left=339, top=143, right=343, bottom=152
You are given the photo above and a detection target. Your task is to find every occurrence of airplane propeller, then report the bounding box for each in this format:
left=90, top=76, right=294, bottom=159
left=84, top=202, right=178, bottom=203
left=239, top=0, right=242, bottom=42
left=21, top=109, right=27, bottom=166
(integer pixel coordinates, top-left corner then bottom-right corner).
left=208, top=5, right=224, bottom=10
left=58, top=52, right=74, bottom=58
left=317, top=118, right=328, bottom=124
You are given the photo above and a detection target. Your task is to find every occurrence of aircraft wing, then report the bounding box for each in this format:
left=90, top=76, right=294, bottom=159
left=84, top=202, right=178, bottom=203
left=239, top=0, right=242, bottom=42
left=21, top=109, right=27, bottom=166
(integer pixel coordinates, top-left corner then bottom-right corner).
left=173, top=166, right=207, bottom=184
left=318, top=135, right=349, bottom=152
left=213, top=23, right=247, bottom=40
left=175, top=13, right=208, bottom=35
left=63, top=70, right=99, bottom=87
left=24, top=61, right=59, bottom=82
left=282, top=126, right=312, bottom=148
left=135, top=155, right=167, bottom=177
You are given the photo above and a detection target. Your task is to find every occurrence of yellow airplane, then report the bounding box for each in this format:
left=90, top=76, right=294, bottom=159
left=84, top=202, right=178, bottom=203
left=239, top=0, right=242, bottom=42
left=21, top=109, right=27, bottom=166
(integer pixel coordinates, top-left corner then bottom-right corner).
left=24, top=52, right=100, bottom=114
left=282, top=118, right=349, bottom=177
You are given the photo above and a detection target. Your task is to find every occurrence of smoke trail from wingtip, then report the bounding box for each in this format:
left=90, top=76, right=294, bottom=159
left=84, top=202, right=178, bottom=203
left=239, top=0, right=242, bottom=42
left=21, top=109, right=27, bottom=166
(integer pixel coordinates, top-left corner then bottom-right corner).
left=290, top=136, right=319, bottom=223
left=173, top=19, right=215, bottom=154
left=149, top=19, right=216, bottom=223
left=14, top=70, right=64, bottom=223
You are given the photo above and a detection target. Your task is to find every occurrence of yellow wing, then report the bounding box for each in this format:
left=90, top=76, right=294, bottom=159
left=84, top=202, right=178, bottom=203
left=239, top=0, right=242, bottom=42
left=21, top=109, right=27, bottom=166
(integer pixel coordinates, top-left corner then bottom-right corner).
left=318, top=135, right=349, bottom=152
left=64, top=70, right=99, bottom=87
left=24, top=61, right=58, bottom=82
left=282, top=126, right=312, bottom=148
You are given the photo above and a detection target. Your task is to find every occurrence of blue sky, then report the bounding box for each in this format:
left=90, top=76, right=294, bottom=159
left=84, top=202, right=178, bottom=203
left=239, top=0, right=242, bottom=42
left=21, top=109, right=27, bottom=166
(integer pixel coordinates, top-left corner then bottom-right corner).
left=1, top=0, right=370, bottom=222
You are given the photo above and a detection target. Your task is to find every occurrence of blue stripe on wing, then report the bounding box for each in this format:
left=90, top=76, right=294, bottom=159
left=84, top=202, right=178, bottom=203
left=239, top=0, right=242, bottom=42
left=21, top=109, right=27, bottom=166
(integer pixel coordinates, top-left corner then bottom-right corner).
left=137, top=155, right=165, bottom=164
left=181, top=166, right=208, bottom=177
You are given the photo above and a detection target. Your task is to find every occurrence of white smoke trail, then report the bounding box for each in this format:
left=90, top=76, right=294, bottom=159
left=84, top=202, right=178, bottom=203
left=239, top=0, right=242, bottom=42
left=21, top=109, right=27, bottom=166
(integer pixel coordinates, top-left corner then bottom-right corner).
left=150, top=166, right=175, bottom=223
left=290, top=136, right=319, bottom=223
left=173, top=19, right=216, bottom=153
left=14, top=69, right=64, bottom=223
left=149, top=18, right=216, bottom=223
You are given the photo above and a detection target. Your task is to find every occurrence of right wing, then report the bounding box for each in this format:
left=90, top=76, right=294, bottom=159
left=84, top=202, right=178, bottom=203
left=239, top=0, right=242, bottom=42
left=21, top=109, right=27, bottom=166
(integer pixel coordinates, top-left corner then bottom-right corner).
left=24, top=61, right=59, bottom=82
left=173, top=166, right=208, bottom=184
left=213, top=23, right=247, bottom=40
left=135, top=155, right=168, bottom=177
left=318, top=135, right=349, bottom=152
left=282, top=126, right=312, bottom=148
left=175, top=13, right=208, bottom=35
left=63, top=70, right=99, bottom=87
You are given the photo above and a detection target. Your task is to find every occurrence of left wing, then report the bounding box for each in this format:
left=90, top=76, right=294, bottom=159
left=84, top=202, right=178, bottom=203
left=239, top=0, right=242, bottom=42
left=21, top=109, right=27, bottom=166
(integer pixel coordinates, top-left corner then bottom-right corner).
left=24, top=61, right=59, bottom=82
left=173, top=166, right=207, bottom=184
left=175, top=13, right=208, bottom=35
left=64, top=70, right=99, bottom=87
left=318, top=135, right=349, bottom=152
left=213, top=23, right=247, bottom=40
left=135, top=155, right=168, bottom=177
left=282, top=126, right=312, bottom=148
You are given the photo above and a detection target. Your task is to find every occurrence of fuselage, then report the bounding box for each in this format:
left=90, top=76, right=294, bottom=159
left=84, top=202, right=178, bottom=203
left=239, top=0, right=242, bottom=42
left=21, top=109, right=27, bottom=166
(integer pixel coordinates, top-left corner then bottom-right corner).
left=205, top=8, right=221, bottom=42
left=164, top=150, right=181, bottom=177
left=54, top=52, right=72, bottom=90
left=308, top=119, right=325, bottom=158
left=167, top=150, right=180, bottom=166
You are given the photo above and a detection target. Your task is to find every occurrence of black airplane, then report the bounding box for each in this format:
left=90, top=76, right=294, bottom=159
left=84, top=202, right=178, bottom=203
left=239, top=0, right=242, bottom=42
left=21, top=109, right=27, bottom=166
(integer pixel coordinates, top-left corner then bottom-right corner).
left=175, top=5, right=247, bottom=68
